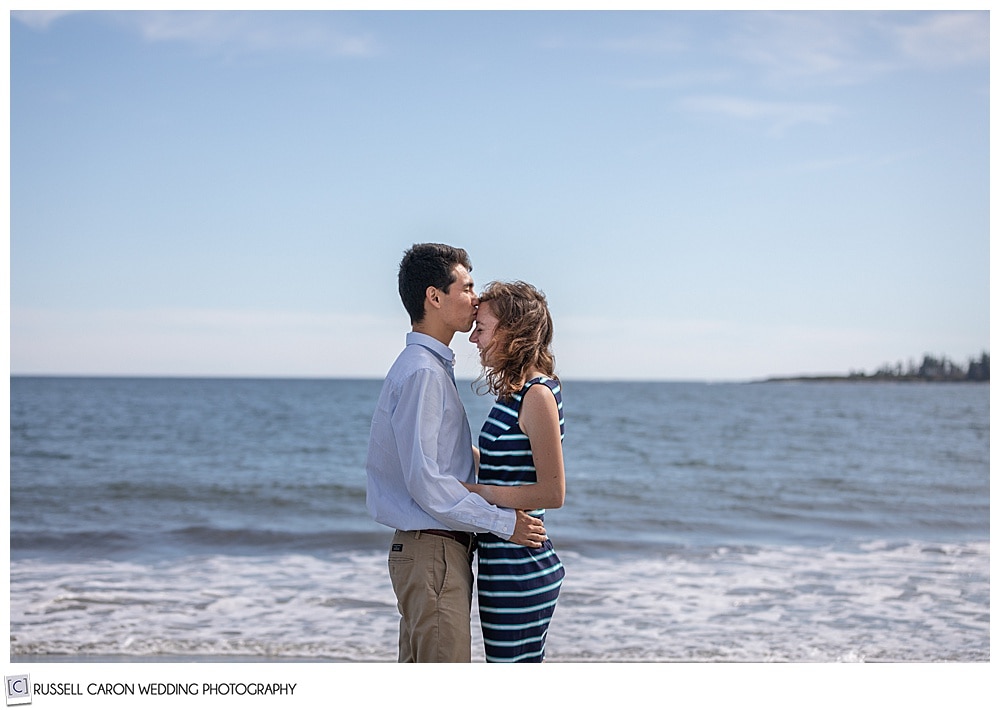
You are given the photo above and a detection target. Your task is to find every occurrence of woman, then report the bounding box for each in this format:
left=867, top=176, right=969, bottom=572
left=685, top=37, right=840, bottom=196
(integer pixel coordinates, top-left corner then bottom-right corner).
left=465, top=280, right=566, bottom=663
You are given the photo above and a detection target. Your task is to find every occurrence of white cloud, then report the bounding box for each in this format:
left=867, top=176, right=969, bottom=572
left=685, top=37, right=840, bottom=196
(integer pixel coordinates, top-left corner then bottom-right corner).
left=677, top=95, right=840, bottom=133
left=122, top=11, right=381, bottom=59
left=725, top=11, right=986, bottom=88
left=11, top=11, right=76, bottom=30
left=727, top=12, right=874, bottom=84
left=890, top=12, right=989, bottom=68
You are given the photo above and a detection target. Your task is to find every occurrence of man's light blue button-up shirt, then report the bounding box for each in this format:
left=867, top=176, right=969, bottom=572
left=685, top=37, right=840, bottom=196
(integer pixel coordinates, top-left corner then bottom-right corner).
left=365, top=332, right=516, bottom=538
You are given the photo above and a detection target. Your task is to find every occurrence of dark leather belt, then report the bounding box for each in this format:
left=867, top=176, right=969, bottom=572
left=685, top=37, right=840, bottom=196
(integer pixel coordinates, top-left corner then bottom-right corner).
left=421, top=529, right=474, bottom=547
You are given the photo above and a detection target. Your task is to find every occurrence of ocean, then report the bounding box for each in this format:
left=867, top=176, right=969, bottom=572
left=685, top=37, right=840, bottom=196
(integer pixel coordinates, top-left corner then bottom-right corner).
left=8, top=377, right=990, bottom=662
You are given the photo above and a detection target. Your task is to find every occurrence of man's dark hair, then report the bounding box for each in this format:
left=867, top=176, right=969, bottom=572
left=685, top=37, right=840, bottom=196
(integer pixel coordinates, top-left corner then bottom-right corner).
left=398, top=243, right=473, bottom=324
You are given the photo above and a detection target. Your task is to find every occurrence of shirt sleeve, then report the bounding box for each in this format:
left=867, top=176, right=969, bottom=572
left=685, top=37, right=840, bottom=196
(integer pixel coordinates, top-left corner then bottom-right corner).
left=391, top=367, right=516, bottom=538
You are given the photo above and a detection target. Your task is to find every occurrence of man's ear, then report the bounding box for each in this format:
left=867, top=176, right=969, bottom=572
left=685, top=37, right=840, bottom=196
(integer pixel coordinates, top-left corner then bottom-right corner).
left=425, top=285, right=441, bottom=310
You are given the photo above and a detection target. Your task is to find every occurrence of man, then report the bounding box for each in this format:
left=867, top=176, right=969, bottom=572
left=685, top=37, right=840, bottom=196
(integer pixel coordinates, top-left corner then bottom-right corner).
left=365, top=243, right=547, bottom=663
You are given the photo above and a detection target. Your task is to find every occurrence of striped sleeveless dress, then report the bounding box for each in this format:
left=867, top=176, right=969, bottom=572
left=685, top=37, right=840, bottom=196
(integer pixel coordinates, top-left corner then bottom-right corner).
left=476, top=376, right=565, bottom=663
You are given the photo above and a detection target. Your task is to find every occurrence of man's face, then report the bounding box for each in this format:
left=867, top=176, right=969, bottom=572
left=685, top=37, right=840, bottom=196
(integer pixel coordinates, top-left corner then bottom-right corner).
left=437, top=264, right=479, bottom=333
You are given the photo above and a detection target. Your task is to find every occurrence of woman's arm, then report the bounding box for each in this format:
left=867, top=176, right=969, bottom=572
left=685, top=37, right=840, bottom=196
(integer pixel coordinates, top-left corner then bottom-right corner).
left=464, top=383, right=565, bottom=510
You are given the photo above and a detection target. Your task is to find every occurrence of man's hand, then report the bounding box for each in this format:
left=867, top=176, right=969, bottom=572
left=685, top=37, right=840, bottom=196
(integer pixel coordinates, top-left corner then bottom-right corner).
left=508, top=510, right=546, bottom=548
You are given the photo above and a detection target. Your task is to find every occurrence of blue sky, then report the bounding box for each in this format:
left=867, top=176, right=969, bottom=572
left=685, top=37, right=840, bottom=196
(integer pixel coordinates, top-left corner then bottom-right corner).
left=8, top=9, right=991, bottom=381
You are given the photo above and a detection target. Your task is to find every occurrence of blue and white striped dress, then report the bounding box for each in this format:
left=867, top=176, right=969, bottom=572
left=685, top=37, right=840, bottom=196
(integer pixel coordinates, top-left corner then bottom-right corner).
left=476, top=376, right=565, bottom=663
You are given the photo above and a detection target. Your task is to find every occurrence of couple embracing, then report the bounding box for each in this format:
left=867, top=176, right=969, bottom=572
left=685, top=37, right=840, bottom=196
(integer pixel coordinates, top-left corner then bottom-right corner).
left=365, top=242, right=566, bottom=663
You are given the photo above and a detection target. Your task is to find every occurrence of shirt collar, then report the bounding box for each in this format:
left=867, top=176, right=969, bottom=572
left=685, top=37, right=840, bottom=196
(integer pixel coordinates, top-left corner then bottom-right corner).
left=406, top=331, right=455, bottom=367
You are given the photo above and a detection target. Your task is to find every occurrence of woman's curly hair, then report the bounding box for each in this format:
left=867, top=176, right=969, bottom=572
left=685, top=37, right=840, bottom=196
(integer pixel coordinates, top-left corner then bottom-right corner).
left=476, top=281, right=557, bottom=399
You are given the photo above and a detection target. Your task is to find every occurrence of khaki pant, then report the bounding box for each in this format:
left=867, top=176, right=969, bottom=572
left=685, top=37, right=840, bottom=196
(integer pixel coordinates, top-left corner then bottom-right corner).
left=388, top=530, right=475, bottom=663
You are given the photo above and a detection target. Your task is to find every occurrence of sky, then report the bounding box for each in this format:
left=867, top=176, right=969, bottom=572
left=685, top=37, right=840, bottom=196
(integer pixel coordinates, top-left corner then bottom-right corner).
left=7, top=7, right=991, bottom=382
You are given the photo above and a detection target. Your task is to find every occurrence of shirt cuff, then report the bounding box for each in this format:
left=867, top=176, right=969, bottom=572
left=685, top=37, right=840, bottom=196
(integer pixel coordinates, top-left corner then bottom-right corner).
left=492, top=507, right=517, bottom=540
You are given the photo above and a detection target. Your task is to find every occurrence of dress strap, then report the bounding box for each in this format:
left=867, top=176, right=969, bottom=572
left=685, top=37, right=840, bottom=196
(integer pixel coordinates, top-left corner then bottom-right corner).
left=523, top=375, right=558, bottom=391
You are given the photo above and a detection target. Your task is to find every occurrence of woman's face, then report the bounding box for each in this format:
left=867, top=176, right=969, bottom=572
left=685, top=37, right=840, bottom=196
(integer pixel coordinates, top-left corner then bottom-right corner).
left=470, top=301, right=501, bottom=367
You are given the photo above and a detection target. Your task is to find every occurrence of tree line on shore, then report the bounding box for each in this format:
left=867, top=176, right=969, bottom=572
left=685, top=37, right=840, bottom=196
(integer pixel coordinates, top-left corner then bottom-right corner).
left=767, top=352, right=989, bottom=383
left=853, top=352, right=989, bottom=382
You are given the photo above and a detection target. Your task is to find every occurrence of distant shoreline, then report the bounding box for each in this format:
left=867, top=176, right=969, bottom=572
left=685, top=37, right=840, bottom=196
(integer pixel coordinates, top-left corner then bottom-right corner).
left=760, top=352, right=989, bottom=384
left=757, top=375, right=989, bottom=384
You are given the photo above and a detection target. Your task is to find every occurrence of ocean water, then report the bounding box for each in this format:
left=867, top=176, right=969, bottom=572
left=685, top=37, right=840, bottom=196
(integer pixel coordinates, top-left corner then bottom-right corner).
left=8, top=377, right=990, bottom=662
